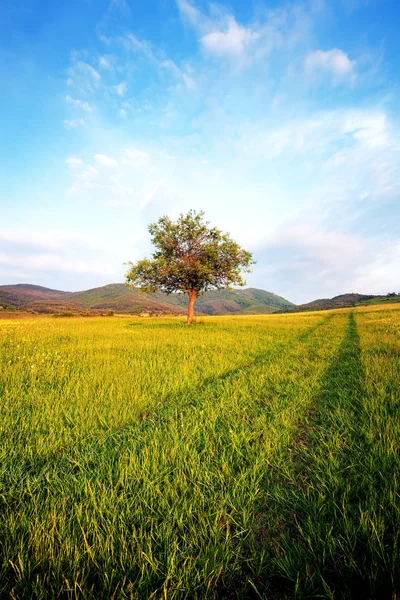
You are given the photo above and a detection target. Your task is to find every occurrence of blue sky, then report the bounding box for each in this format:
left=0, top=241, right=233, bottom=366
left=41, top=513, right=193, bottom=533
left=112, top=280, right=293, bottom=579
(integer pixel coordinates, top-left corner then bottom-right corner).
left=1, top=0, right=399, bottom=303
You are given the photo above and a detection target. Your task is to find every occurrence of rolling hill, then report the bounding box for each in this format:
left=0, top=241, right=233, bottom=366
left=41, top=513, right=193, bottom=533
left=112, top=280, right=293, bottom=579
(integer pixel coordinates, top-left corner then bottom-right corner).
left=0, top=284, right=80, bottom=314
left=0, top=283, right=294, bottom=315
left=279, top=292, right=400, bottom=313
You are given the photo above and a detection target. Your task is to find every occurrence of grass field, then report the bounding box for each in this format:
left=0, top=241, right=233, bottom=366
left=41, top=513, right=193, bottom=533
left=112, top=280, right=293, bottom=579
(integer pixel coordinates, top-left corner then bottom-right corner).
left=1, top=305, right=399, bottom=599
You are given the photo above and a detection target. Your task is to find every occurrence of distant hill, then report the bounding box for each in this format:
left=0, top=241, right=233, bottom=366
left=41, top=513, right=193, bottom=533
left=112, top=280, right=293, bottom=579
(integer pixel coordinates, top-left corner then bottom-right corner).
left=0, top=283, right=294, bottom=315
left=0, top=284, right=69, bottom=305
left=0, top=284, right=78, bottom=314
left=279, top=292, right=400, bottom=313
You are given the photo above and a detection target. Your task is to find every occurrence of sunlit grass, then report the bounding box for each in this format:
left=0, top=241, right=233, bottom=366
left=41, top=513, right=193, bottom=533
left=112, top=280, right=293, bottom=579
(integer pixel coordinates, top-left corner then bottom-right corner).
left=1, top=307, right=399, bottom=598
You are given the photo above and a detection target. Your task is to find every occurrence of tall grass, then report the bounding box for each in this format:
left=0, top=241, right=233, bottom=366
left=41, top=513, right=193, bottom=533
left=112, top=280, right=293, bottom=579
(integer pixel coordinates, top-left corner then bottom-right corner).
left=0, top=307, right=399, bottom=598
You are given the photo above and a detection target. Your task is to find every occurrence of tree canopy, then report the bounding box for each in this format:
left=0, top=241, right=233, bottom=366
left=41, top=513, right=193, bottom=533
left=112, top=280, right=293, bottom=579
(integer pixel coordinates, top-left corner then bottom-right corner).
left=125, top=210, right=254, bottom=324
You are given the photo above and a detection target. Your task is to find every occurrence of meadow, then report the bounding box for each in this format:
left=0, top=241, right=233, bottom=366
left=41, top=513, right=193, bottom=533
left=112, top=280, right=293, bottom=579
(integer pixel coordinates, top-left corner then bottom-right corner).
left=1, top=305, right=399, bottom=599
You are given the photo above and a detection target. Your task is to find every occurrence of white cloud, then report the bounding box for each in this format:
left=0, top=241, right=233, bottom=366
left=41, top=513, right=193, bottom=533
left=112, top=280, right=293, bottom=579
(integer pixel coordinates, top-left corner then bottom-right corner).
left=68, top=61, right=100, bottom=81
left=95, top=154, right=117, bottom=167
left=250, top=217, right=400, bottom=303
left=124, top=148, right=149, bottom=161
left=123, top=33, right=154, bottom=59
left=110, top=0, right=129, bottom=13
left=66, top=157, right=84, bottom=169
left=66, top=60, right=101, bottom=94
left=0, top=252, right=110, bottom=275
left=343, top=113, right=388, bottom=148
left=305, top=49, right=356, bottom=82
left=119, top=33, right=196, bottom=89
left=109, top=184, right=134, bottom=197
left=65, top=159, right=106, bottom=194
left=65, top=95, right=92, bottom=111
left=175, top=0, right=311, bottom=66
left=201, top=17, right=260, bottom=58
left=140, top=180, right=168, bottom=210
left=0, top=229, right=110, bottom=252
left=241, top=109, right=391, bottom=159
left=68, top=182, right=104, bottom=194
left=176, top=0, right=202, bottom=28
left=177, top=0, right=262, bottom=63
left=161, top=60, right=196, bottom=90
left=113, top=82, right=127, bottom=96
left=79, top=165, right=99, bottom=181
left=64, top=118, right=86, bottom=129
left=99, top=56, right=112, bottom=69
left=353, top=243, right=400, bottom=292
left=267, top=225, right=366, bottom=264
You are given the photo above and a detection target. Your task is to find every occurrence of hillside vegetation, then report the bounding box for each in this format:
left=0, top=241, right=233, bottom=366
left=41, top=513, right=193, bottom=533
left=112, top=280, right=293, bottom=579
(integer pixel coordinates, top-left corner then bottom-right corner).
left=0, top=283, right=293, bottom=315
left=1, top=304, right=399, bottom=598
left=280, top=292, right=400, bottom=313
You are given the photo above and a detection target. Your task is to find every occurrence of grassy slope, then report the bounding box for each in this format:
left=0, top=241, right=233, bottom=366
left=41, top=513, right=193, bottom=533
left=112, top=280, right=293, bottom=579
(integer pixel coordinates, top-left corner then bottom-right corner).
left=0, top=284, right=71, bottom=310
left=1, top=305, right=399, bottom=598
left=281, top=292, right=400, bottom=313
left=69, top=284, right=186, bottom=315
left=70, top=284, right=294, bottom=315
left=358, top=294, right=400, bottom=306
left=0, top=283, right=293, bottom=315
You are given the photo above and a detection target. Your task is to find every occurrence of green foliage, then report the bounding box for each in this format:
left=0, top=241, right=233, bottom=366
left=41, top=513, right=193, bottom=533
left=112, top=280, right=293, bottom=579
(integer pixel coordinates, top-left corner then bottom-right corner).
left=125, top=210, right=255, bottom=296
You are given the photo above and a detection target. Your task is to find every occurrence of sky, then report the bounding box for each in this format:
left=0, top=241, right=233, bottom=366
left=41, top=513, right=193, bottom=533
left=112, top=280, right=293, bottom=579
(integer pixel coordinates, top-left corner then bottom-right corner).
left=0, top=0, right=399, bottom=303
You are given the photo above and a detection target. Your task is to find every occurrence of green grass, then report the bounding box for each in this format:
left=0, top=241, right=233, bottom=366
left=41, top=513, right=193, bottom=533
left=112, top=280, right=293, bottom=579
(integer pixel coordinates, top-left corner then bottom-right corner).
left=0, top=306, right=399, bottom=598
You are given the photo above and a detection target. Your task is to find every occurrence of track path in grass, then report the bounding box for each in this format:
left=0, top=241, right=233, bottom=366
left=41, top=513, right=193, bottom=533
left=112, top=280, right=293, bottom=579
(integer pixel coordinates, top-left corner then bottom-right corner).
left=263, top=311, right=400, bottom=599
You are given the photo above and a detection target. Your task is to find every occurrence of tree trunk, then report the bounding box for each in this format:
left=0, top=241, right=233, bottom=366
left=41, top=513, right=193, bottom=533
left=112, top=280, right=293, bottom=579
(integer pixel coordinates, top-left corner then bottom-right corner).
left=187, top=290, right=197, bottom=325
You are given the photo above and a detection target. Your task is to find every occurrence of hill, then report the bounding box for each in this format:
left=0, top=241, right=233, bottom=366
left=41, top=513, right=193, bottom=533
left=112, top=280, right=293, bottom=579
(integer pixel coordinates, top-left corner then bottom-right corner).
left=167, top=288, right=294, bottom=315
left=280, top=292, right=400, bottom=313
left=0, top=283, right=294, bottom=315
left=0, top=284, right=69, bottom=306
left=69, top=285, right=186, bottom=316
left=0, top=284, right=82, bottom=314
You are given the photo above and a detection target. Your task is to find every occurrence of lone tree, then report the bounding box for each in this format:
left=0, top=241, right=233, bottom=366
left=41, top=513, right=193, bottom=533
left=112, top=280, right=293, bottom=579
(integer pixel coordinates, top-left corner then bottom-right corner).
left=125, top=210, right=254, bottom=324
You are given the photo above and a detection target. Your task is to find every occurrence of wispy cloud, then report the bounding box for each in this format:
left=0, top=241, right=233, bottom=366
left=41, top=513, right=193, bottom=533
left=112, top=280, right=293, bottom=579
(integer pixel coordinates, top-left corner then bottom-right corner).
left=305, top=49, right=356, bottom=83
left=250, top=218, right=400, bottom=303
left=239, top=109, right=391, bottom=160
left=78, top=165, right=99, bottom=181
left=176, top=0, right=318, bottom=67
left=124, top=148, right=149, bottom=162
left=109, top=0, right=130, bottom=14
left=66, top=157, right=84, bottom=169
left=201, top=17, right=260, bottom=59
left=116, top=32, right=196, bottom=89
left=113, top=82, right=127, bottom=96
left=0, top=228, right=119, bottom=289
left=68, top=60, right=100, bottom=81
left=66, top=59, right=101, bottom=93
left=99, top=56, right=112, bottom=69
left=95, top=154, right=117, bottom=168
left=64, top=118, right=86, bottom=129
left=65, top=95, right=93, bottom=111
